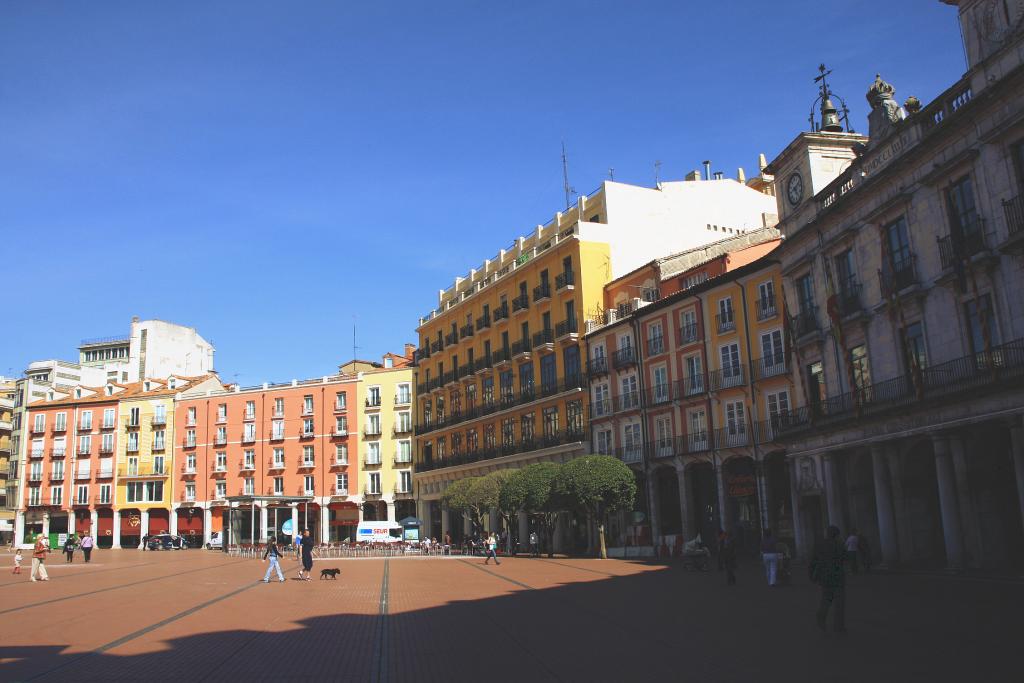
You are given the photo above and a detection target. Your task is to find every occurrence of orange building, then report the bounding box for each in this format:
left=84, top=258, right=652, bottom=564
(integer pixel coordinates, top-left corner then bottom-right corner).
left=174, top=375, right=360, bottom=545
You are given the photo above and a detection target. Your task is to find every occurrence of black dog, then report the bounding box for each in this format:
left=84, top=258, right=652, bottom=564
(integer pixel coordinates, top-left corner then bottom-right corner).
left=320, top=568, right=341, bottom=580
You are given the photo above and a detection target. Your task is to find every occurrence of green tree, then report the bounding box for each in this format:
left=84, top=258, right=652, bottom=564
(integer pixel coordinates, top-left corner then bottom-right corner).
left=441, top=477, right=479, bottom=533
left=486, top=469, right=528, bottom=554
left=554, top=455, right=636, bottom=558
left=442, top=475, right=501, bottom=535
left=518, top=462, right=562, bottom=558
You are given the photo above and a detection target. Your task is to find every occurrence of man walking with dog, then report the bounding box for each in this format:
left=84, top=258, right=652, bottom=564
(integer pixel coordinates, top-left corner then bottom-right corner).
left=298, top=529, right=315, bottom=581
left=262, top=537, right=285, bottom=583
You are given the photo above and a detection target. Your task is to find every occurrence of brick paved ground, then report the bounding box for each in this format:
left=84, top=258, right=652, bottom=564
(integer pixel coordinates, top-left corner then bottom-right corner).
left=0, top=548, right=1020, bottom=682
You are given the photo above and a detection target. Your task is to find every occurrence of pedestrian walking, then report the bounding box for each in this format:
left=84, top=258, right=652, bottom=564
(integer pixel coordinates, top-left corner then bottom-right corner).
left=31, top=535, right=50, bottom=582
left=760, top=528, right=780, bottom=587
left=721, top=532, right=737, bottom=585
left=262, top=537, right=286, bottom=583
left=529, top=531, right=539, bottom=557
left=141, top=533, right=149, bottom=551
left=811, top=526, right=847, bottom=634
left=63, top=536, right=77, bottom=563
left=484, top=533, right=500, bottom=565
left=294, top=532, right=302, bottom=562
left=12, top=549, right=23, bottom=575
left=80, top=533, right=94, bottom=563
left=298, top=529, right=315, bottom=581
left=845, top=529, right=860, bottom=574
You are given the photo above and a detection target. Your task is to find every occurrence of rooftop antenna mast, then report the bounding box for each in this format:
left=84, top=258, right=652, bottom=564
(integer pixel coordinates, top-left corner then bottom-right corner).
left=654, top=160, right=662, bottom=186
left=352, top=316, right=361, bottom=365
left=561, top=140, right=576, bottom=209
left=809, top=63, right=853, bottom=133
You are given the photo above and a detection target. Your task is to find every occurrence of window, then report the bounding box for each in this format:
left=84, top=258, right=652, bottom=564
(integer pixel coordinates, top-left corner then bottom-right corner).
left=335, top=473, right=348, bottom=494
left=367, top=414, right=381, bottom=435
left=399, top=471, right=412, bottom=493
left=623, top=423, right=642, bottom=462
left=903, top=321, right=928, bottom=370
left=366, top=442, right=381, bottom=465
left=51, top=485, right=63, bottom=506
left=519, top=363, right=534, bottom=396
left=215, top=426, right=226, bottom=445
left=216, top=404, right=226, bottom=423
left=964, top=294, right=997, bottom=357
left=244, top=422, right=256, bottom=442
left=688, top=409, right=708, bottom=449
left=215, top=481, right=226, bottom=499
left=216, top=452, right=227, bottom=471
left=273, top=420, right=285, bottom=439
left=499, top=370, right=514, bottom=404
left=245, top=401, right=255, bottom=420
left=303, top=395, right=314, bottom=415
left=303, top=446, right=315, bottom=466
left=540, top=354, right=557, bottom=393
left=652, top=366, right=669, bottom=403
left=304, top=476, right=315, bottom=495
left=520, top=412, right=536, bottom=445
left=368, top=472, right=381, bottom=495
left=724, top=401, right=747, bottom=444
left=542, top=406, right=559, bottom=439
left=274, top=477, right=284, bottom=495
left=52, top=460, right=65, bottom=480
left=685, top=354, right=704, bottom=394
left=244, top=450, right=255, bottom=470
left=807, top=361, right=826, bottom=409
left=186, top=407, right=196, bottom=426
left=80, top=411, right=93, bottom=430
left=766, top=391, right=790, bottom=438
left=154, top=404, right=167, bottom=424
left=946, top=175, right=980, bottom=237
left=127, top=432, right=139, bottom=452
left=29, top=487, right=41, bottom=506
left=436, top=436, right=446, bottom=459
left=796, top=274, right=815, bottom=314
left=99, top=483, right=111, bottom=503
left=566, top=400, right=583, bottom=436
left=29, top=461, right=43, bottom=481
left=153, top=430, right=165, bottom=450
left=563, top=344, right=581, bottom=381
left=757, top=280, right=776, bottom=316
left=273, top=448, right=285, bottom=468
left=718, top=297, right=734, bottom=327
left=33, top=414, right=45, bottom=433
left=850, top=344, right=872, bottom=395
left=483, top=424, right=496, bottom=450
left=76, top=459, right=90, bottom=479
left=620, top=375, right=638, bottom=409
left=886, top=216, right=912, bottom=269
left=335, top=392, right=347, bottom=410
left=501, top=418, right=515, bottom=449
left=335, top=444, right=349, bottom=464
left=78, top=434, right=91, bottom=455
left=127, top=481, right=164, bottom=503
left=396, top=440, right=411, bottom=462
left=184, top=430, right=195, bottom=448
left=834, top=248, right=857, bottom=291
left=367, top=386, right=381, bottom=407
left=655, top=417, right=673, bottom=457
left=185, top=483, right=195, bottom=501
left=154, top=454, right=166, bottom=475
left=720, top=343, right=741, bottom=386
left=274, top=398, right=285, bottom=417
left=53, top=412, right=66, bottom=432
left=596, top=429, right=613, bottom=455
left=594, top=383, right=610, bottom=416
left=648, top=322, right=664, bottom=355
left=244, top=478, right=254, bottom=495
left=187, top=453, right=196, bottom=472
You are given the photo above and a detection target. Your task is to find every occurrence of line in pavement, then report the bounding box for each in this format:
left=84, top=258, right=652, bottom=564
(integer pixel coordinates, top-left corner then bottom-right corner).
left=371, top=558, right=390, bottom=683
left=0, top=558, right=250, bottom=616
left=0, top=561, right=155, bottom=589
left=457, top=559, right=535, bottom=590
left=29, top=579, right=261, bottom=682
left=534, top=558, right=617, bottom=577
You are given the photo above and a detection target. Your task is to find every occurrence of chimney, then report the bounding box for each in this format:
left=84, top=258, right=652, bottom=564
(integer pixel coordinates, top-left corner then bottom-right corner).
left=758, top=153, right=768, bottom=171
left=737, top=167, right=746, bottom=183
left=702, top=160, right=712, bottom=181
left=713, top=171, right=724, bottom=180
left=404, top=343, right=416, bottom=358
left=684, top=170, right=701, bottom=181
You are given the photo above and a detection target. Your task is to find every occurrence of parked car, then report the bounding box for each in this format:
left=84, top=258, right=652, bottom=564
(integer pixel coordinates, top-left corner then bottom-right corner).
left=146, top=534, right=187, bottom=551
left=206, top=531, right=223, bottom=550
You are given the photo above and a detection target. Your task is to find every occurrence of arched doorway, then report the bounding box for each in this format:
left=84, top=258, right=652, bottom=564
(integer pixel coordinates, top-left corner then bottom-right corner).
left=654, top=465, right=682, bottom=537
left=723, top=456, right=760, bottom=558
left=966, top=426, right=1024, bottom=570
left=686, top=460, right=719, bottom=545
left=899, top=440, right=944, bottom=566
left=763, top=451, right=794, bottom=549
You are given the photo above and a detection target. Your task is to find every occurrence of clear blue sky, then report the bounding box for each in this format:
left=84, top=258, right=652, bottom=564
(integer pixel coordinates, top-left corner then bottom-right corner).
left=1, top=1, right=964, bottom=385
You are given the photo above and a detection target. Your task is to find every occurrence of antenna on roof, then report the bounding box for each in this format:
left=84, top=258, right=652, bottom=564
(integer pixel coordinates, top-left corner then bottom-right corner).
left=608, top=167, right=614, bottom=180
left=654, top=160, right=662, bottom=186
left=352, top=316, right=361, bottom=364
left=561, top=140, right=576, bottom=209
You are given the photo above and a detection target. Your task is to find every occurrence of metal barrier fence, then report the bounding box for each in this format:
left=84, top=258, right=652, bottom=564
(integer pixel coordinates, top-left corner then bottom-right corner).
left=226, top=542, right=471, bottom=559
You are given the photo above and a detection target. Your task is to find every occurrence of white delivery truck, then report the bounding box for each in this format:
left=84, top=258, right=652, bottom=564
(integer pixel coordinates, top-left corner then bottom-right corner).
left=356, top=522, right=403, bottom=543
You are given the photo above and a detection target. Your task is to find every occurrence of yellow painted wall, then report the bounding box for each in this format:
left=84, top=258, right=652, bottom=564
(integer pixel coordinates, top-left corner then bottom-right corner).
left=115, top=394, right=174, bottom=510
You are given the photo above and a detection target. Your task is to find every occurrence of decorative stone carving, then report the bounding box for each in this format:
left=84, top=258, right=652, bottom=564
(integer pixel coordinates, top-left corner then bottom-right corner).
left=866, top=74, right=904, bottom=144
left=797, top=456, right=821, bottom=494
left=904, top=96, right=922, bottom=115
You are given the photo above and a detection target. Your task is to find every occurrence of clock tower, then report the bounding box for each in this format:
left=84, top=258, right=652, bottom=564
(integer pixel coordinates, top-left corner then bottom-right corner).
left=764, top=66, right=868, bottom=234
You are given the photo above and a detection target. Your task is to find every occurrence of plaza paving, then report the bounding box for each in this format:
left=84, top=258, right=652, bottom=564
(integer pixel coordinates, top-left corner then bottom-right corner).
left=0, top=548, right=1020, bottom=682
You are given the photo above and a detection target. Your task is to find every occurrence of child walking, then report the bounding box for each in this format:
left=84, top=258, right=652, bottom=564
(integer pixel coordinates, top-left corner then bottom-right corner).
left=13, top=549, right=22, bottom=574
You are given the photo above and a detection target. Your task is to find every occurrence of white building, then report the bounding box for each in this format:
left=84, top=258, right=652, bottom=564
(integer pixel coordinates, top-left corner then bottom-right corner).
left=79, top=317, right=215, bottom=383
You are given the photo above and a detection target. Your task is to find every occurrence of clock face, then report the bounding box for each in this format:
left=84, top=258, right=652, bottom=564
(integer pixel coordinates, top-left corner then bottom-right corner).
left=787, top=172, right=804, bottom=207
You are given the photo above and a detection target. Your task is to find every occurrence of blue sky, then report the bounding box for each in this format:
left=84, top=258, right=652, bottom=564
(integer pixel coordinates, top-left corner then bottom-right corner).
left=0, top=1, right=964, bottom=384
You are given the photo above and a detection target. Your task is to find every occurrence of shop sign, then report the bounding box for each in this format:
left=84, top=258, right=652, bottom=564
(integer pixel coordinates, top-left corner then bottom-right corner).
left=727, top=474, right=756, bottom=497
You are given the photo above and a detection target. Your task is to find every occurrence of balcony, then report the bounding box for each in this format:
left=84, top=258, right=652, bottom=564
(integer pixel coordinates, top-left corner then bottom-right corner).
left=460, top=324, right=474, bottom=339
left=213, top=435, right=227, bottom=446
left=30, top=423, right=45, bottom=434
left=679, top=374, right=706, bottom=397
left=50, top=469, right=65, bottom=481
left=715, top=426, right=750, bottom=448
left=363, top=458, right=382, bottom=468
left=181, top=463, right=197, bottom=475
left=51, top=447, right=67, bottom=458
left=151, top=415, right=167, bottom=427
left=835, top=281, right=864, bottom=318
left=363, top=426, right=383, bottom=438
left=393, top=423, right=413, bottom=436
left=1003, top=193, right=1024, bottom=250
left=532, top=282, right=551, bottom=303
left=519, top=382, right=536, bottom=403
left=793, top=306, right=820, bottom=339
left=493, top=303, right=510, bottom=324
left=94, top=495, right=114, bottom=505
left=512, top=339, right=533, bottom=359
left=752, top=353, right=788, bottom=382
left=211, top=462, right=228, bottom=475
left=393, top=456, right=413, bottom=467
left=331, top=486, right=349, bottom=497
left=716, top=313, right=736, bottom=334
left=77, top=422, right=93, bottom=433
left=473, top=355, right=492, bottom=374
left=646, top=383, right=673, bottom=407
left=458, top=363, right=472, bottom=378
left=75, top=468, right=91, bottom=480
left=239, top=459, right=255, bottom=471
left=615, top=444, right=643, bottom=464
left=938, top=223, right=993, bottom=270
left=586, top=357, right=609, bottom=376
left=612, top=347, right=637, bottom=370
left=299, top=459, right=316, bottom=469
left=72, top=496, right=91, bottom=507
left=475, top=314, right=491, bottom=331
left=363, top=487, right=382, bottom=497
left=511, top=293, right=530, bottom=314
left=31, top=448, right=44, bottom=458
left=101, top=421, right=115, bottom=430
left=555, top=270, right=575, bottom=291
left=709, top=365, right=744, bottom=391
left=77, top=446, right=91, bottom=457
left=118, top=464, right=169, bottom=478
left=442, top=371, right=456, bottom=386
left=415, top=428, right=585, bottom=473
left=394, top=485, right=413, bottom=497
left=268, top=459, right=286, bottom=471
left=647, top=335, right=665, bottom=357
left=756, top=298, right=778, bottom=321
left=332, top=457, right=349, bottom=468
left=53, top=421, right=67, bottom=433
left=590, top=399, right=613, bottom=419
left=268, top=430, right=286, bottom=442
left=241, top=433, right=256, bottom=444
left=299, top=428, right=316, bottom=440
left=96, top=468, right=114, bottom=479
left=28, top=472, right=44, bottom=482
left=430, top=340, right=443, bottom=354
left=366, top=396, right=382, bottom=408
left=615, top=391, right=640, bottom=412
left=445, top=331, right=458, bottom=346
left=492, top=348, right=511, bottom=366
left=876, top=256, right=917, bottom=298
left=532, top=329, right=554, bottom=351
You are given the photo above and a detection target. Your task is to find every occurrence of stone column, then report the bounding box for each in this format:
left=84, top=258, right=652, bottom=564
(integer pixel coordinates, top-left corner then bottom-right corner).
left=787, top=459, right=807, bottom=561
left=290, top=505, right=298, bottom=540
left=949, top=435, right=980, bottom=568
left=463, top=513, right=471, bottom=537
left=674, top=464, right=692, bottom=541
left=886, top=450, right=913, bottom=561
left=15, top=511, right=25, bottom=546
left=260, top=505, right=269, bottom=542
left=488, top=509, right=499, bottom=534
left=822, top=453, right=846, bottom=532
left=1009, top=421, right=1024, bottom=544
left=90, top=510, right=99, bottom=538
left=648, top=472, right=662, bottom=546
left=140, top=509, right=150, bottom=548
left=554, top=511, right=567, bottom=554
left=518, top=511, right=529, bottom=550
left=441, top=506, right=450, bottom=539
left=386, top=501, right=396, bottom=523
left=169, top=509, right=178, bottom=536
left=112, top=510, right=121, bottom=549
left=714, top=463, right=729, bottom=536
left=870, top=444, right=899, bottom=568
left=42, top=511, right=50, bottom=538
left=204, top=507, right=213, bottom=545
left=932, top=435, right=965, bottom=570
left=320, top=505, right=330, bottom=544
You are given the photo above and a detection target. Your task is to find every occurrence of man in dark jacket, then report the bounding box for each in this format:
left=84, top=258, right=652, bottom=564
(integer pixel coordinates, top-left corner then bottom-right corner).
left=811, top=525, right=847, bottom=633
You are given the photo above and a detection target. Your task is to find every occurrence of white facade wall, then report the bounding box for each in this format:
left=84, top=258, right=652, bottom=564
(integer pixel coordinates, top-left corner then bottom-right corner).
left=128, top=319, right=215, bottom=382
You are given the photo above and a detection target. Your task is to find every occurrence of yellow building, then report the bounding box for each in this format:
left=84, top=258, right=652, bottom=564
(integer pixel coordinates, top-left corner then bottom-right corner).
left=344, top=350, right=417, bottom=526
left=0, top=379, right=16, bottom=541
